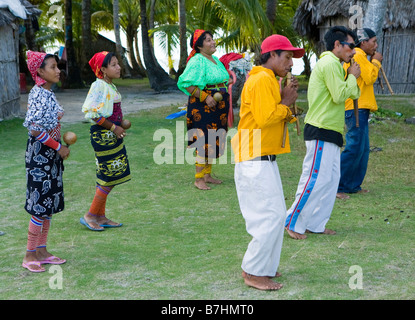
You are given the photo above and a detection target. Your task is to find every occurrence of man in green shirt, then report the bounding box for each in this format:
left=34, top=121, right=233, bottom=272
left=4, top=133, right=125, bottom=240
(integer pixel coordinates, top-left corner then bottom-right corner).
left=285, top=26, right=361, bottom=240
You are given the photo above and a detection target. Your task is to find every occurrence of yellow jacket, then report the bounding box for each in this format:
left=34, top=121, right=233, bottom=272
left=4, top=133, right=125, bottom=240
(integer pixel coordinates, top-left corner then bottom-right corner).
left=231, top=66, right=294, bottom=163
left=343, top=47, right=381, bottom=112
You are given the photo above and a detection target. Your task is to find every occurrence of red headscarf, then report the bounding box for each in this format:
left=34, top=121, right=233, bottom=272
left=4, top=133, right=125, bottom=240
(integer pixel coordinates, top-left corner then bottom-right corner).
left=89, top=51, right=109, bottom=79
left=186, top=29, right=206, bottom=64
left=26, top=50, right=48, bottom=86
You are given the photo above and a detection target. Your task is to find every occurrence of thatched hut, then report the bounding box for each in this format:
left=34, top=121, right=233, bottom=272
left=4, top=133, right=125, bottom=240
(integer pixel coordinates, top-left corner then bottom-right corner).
left=0, top=0, right=41, bottom=120
left=293, top=0, right=415, bottom=94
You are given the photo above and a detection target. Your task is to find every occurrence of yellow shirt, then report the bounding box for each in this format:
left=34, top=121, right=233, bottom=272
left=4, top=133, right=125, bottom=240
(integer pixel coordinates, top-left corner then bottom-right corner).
left=231, top=66, right=294, bottom=163
left=343, top=47, right=381, bottom=112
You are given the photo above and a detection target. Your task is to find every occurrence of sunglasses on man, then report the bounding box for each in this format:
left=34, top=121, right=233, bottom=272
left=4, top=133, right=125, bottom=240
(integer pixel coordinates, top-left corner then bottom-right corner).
left=340, top=41, right=356, bottom=50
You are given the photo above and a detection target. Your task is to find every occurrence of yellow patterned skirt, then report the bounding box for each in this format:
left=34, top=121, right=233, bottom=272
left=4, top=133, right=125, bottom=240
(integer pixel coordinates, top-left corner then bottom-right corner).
left=90, top=124, right=131, bottom=187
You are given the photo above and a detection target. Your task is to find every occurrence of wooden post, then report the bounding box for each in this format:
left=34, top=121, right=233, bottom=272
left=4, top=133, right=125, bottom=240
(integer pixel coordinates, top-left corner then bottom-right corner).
left=351, top=58, right=359, bottom=128
left=380, top=66, right=394, bottom=95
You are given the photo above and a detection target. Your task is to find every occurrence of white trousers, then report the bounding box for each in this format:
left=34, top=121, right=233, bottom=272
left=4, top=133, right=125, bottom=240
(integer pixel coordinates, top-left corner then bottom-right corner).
left=234, top=160, right=286, bottom=276
left=285, top=140, right=340, bottom=234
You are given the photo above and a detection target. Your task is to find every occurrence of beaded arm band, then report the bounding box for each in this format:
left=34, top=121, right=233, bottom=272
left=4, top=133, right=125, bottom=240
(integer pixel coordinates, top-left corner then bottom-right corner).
left=199, top=90, right=209, bottom=102
left=191, top=87, right=209, bottom=102
left=94, top=116, right=106, bottom=125
left=35, top=131, right=61, bottom=151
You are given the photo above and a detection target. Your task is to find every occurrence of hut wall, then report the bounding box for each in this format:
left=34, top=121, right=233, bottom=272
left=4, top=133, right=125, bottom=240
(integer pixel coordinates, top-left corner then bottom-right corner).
left=376, top=28, right=415, bottom=94
left=0, top=23, right=20, bottom=120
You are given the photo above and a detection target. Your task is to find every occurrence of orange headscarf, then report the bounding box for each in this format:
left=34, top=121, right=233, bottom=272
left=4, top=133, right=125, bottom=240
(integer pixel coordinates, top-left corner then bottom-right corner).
left=186, top=29, right=206, bottom=64
left=89, top=51, right=109, bottom=79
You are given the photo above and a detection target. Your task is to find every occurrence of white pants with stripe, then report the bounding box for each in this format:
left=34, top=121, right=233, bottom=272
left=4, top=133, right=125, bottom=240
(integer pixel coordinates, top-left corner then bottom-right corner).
left=235, top=160, right=286, bottom=276
left=285, top=140, right=340, bottom=234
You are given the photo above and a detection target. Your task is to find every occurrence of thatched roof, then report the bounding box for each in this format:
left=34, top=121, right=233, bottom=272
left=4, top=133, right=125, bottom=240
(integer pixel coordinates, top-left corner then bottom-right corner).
left=0, top=0, right=41, bottom=28
left=294, top=0, right=415, bottom=38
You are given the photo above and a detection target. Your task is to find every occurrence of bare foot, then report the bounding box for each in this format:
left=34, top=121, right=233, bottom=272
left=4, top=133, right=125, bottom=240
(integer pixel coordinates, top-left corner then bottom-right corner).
left=322, top=228, right=336, bottom=235
left=194, top=178, right=211, bottom=190
left=22, top=251, right=44, bottom=272
left=242, top=272, right=283, bottom=291
left=35, top=247, right=60, bottom=262
left=96, top=217, right=122, bottom=227
left=204, top=174, right=222, bottom=184
left=306, top=228, right=336, bottom=235
left=83, top=214, right=104, bottom=231
left=336, top=192, right=350, bottom=199
left=285, top=227, right=307, bottom=240
left=242, top=270, right=281, bottom=279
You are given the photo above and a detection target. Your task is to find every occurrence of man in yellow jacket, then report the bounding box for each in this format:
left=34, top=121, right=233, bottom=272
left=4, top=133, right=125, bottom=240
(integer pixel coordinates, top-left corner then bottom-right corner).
left=337, top=28, right=383, bottom=198
left=231, top=34, right=304, bottom=290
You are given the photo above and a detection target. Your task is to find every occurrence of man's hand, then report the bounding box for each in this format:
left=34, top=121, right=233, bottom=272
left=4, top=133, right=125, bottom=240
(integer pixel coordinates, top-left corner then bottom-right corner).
left=348, top=61, right=361, bottom=79
left=372, top=51, right=383, bottom=62
left=281, top=77, right=298, bottom=107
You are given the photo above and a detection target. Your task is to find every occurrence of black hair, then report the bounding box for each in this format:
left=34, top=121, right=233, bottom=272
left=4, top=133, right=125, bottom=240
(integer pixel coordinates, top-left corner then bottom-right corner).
left=190, top=31, right=213, bottom=52
left=259, top=50, right=283, bottom=64
left=324, top=26, right=357, bottom=51
left=102, top=52, right=117, bottom=68
left=39, top=54, right=59, bottom=69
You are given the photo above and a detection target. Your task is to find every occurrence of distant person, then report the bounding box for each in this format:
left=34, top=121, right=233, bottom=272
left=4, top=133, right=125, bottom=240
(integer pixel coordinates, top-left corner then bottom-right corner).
left=22, top=50, right=70, bottom=272
left=285, top=26, right=361, bottom=240
left=177, top=30, right=233, bottom=190
left=80, top=51, right=131, bottom=231
left=232, top=34, right=304, bottom=290
left=337, top=28, right=383, bottom=199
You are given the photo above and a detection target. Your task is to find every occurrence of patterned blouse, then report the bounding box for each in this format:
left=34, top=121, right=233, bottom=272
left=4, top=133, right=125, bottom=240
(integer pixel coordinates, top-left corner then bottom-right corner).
left=177, top=54, right=229, bottom=95
left=82, top=79, right=121, bottom=121
left=23, top=85, right=64, bottom=140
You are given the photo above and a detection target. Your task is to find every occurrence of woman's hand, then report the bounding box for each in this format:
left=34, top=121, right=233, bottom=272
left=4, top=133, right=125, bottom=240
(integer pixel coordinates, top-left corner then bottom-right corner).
left=58, top=145, right=70, bottom=160
left=113, top=125, right=126, bottom=139
left=205, top=94, right=217, bottom=108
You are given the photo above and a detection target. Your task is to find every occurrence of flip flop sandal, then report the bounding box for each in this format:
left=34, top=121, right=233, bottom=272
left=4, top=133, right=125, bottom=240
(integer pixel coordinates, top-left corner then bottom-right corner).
left=99, top=219, right=123, bottom=228
left=80, top=217, right=104, bottom=231
left=22, top=261, right=45, bottom=273
left=39, top=256, right=67, bottom=265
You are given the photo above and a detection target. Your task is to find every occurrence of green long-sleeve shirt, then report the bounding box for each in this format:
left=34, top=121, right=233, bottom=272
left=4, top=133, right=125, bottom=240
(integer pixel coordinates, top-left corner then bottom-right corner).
left=305, top=51, right=360, bottom=134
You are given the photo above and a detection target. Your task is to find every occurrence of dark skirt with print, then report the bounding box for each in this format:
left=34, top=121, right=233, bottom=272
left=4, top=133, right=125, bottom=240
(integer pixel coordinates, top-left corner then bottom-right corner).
left=186, top=87, right=229, bottom=159
left=25, top=136, right=64, bottom=217
left=90, top=121, right=131, bottom=187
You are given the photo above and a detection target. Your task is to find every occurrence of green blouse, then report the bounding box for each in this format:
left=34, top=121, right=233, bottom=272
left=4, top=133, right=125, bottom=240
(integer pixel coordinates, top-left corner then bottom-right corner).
left=177, top=54, right=229, bottom=96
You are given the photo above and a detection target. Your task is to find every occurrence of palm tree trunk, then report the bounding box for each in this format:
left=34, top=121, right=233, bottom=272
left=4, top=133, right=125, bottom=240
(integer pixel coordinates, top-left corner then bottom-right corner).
left=81, top=0, right=95, bottom=83
left=177, top=0, right=187, bottom=77
left=266, top=0, right=277, bottom=26
left=113, top=0, right=127, bottom=77
left=139, top=0, right=178, bottom=91
left=65, top=0, right=83, bottom=88
left=134, top=32, right=147, bottom=76
left=364, top=0, right=387, bottom=52
left=126, top=28, right=144, bottom=78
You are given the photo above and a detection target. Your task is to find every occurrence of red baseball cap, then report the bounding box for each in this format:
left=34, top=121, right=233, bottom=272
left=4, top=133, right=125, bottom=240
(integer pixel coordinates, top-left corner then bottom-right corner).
left=261, top=34, right=305, bottom=58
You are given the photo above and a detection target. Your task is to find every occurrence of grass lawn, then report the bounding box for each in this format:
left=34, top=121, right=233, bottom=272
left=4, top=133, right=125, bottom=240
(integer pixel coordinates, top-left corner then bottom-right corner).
left=0, top=88, right=414, bottom=301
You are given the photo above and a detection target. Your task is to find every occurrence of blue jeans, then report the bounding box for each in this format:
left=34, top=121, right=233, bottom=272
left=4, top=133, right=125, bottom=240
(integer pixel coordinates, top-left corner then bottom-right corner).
left=338, top=109, right=370, bottom=193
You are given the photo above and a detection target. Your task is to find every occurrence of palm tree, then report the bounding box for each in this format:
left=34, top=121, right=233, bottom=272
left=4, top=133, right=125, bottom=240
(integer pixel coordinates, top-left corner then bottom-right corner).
left=177, top=0, right=187, bottom=77
left=81, top=0, right=95, bottom=83
left=363, top=0, right=387, bottom=51
left=64, top=0, right=83, bottom=88
left=266, top=0, right=277, bottom=25
left=119, top=0, right=146, bottom=77
left=113, top=0, right=128, bottom=77
left=139, top=0, right=177, bottom=91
